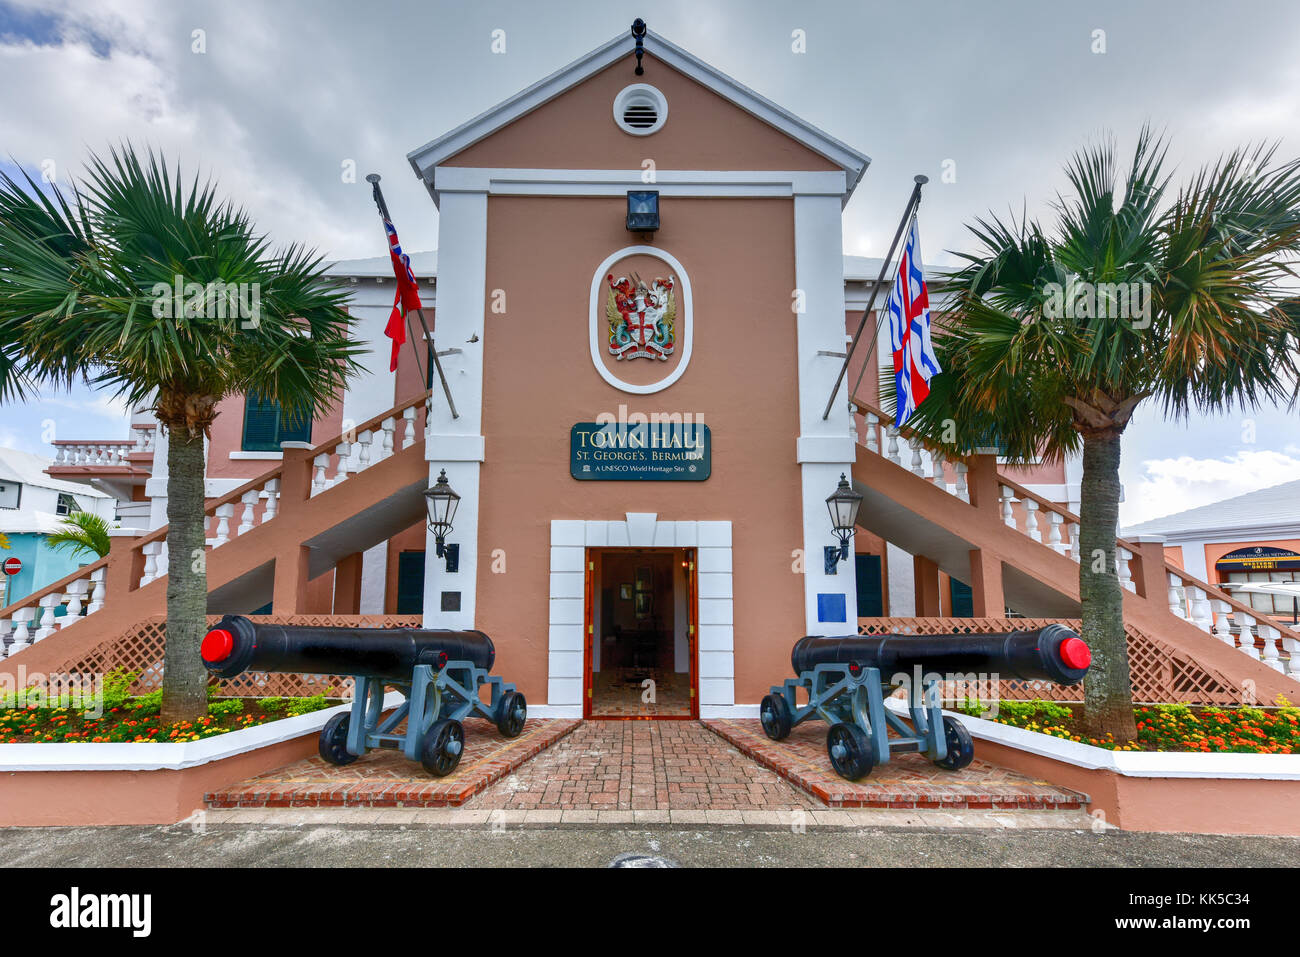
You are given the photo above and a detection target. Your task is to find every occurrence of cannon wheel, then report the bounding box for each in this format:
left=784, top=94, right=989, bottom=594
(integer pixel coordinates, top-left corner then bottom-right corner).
left=421, top=718, right=465, bottom=777
left=826, top=722, right=874, bottom=781
left=759, top=693, right=792, bottom=741
left=318, top=713, right=359, bottom=766
left=496, top=690, right=527, bottom=738
left=933, top=715, right=975, bottom=771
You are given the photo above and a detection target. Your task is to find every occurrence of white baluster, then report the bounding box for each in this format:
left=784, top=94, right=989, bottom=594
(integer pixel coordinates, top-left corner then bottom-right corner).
left=1024, top=499, right=1041, bottom=542
left=1047, top=512, right=1064, bottom=553
left=1117, top=548, right=1134, bottom=592
left=64, top=579, right=87, bottom=621
left=357, top=430, right=373, bottom=471
left=1187, top=586, right=1213, bottom=632
left=262, top=479, right=279, bottom=523
left=954, top=462, right=969, bottom=504
left=1000, top=486, right=1017, bottom=528
left=885, top=427, right=901, bottom=465
left=53, top=446, right=67, bottom=465
left=380, top=417, right=396, bottom=461
left=1258, top=624, right=1284, bottom=673
left=1166, top=572, right=1187, bottom=618
left=156, top=542, right=168, bottom=580
left=7, top=608, right=33, bottom=656
left=213, top=505, right=234, bottom=547
left=34, top=594, right=60, bottom=640
left=139, top=542, right=158, bottom=588
left=1234, top=611, right=1260, bottom=660
left=908, top=437, right=925, bottom=477
left=1282, top=636, right=1300, bottom=678
left=312, top=454, right=329, bottom=495
left=865, top=413, right=879, bottom=454
left=1069, top=524, right=1081, bottom=563
left=402, top=406, right=417, bottom=450
left=237, top=489, right=260, bottom=535
left=86, top=568, right=105, bottom=615
left=332, top=442, right=351, bottom=485
left=930, top=450, right=947, bottom=492
left=1211, top=600, right=1235, bottom=646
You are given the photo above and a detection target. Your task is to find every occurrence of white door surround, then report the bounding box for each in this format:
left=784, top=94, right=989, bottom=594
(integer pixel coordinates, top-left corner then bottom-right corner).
left=544, top=516, right=735, bottom=719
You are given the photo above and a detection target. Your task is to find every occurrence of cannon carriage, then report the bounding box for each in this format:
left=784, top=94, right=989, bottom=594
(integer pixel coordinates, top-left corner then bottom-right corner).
left=200, top=616, right=527, bottom=776
left=760, top=625, right=1092, bottom=780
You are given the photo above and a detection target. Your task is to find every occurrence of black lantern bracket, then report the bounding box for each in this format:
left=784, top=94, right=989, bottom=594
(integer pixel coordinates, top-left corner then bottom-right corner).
left=425, top=469, right=462, bottom=573
left=824, top=472, right=863, bottom=575
left=631, top=18, right=647, bottom=74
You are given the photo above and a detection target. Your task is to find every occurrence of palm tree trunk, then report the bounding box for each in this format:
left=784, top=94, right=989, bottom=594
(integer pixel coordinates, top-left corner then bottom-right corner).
left=159, top=429, right=209, bottom=723
left=1077, top=430, right=1138, bottom=741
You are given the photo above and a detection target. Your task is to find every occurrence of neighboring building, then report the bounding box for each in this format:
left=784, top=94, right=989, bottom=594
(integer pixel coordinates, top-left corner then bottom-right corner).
left=0, top=448, right=117, bottom=607
left=1124, top=479, right=1300, bottom=622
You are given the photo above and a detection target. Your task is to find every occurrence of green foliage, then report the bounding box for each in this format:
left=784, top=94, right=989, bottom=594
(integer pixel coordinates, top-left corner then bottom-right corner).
left=45, top=510, right=114, bottom=560
left=285, top=694, right=328, bottom=717
left=126, top=689, right=162, bottom=716
left=257, top=696, right=286, bottom=713
left=100, top=668, right=139, bottom=711
left=207, top=699, right=244, bottom=717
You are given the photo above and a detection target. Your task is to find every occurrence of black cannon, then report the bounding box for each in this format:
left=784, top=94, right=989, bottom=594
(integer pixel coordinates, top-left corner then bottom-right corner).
left=762, top=624, right=1091, bottom=781
left=201, top=616, right=526, bottom=777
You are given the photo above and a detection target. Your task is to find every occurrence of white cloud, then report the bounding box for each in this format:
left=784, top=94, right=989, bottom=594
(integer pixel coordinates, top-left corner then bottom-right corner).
left=1122, top=450, right=1300, bottom=526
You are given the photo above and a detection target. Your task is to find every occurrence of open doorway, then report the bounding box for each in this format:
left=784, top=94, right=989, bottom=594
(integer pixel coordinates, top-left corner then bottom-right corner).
left=584, top=547, right=697, bottom=719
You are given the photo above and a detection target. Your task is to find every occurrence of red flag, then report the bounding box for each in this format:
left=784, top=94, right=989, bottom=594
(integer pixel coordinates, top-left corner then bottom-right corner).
left=383, top=217, right=423, bottom=372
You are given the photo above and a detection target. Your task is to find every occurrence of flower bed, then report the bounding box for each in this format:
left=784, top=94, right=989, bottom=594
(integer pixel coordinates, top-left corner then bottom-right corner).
left=957, top=698, right=1300, bottom=753
left=0, top=669, right=335, bottom=744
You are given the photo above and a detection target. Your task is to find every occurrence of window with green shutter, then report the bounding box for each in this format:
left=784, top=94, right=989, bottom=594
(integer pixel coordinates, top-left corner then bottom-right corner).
left=241, top=393, right=313, bottom=452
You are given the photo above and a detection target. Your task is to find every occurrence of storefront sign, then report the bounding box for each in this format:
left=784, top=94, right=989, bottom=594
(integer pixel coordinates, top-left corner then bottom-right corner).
left=1215, top=546, right=1300, bottom=572
left=570, top=422, right=711, bottom=481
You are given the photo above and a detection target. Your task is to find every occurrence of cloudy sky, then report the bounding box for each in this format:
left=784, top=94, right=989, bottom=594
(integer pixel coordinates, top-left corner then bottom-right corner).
left=0, top=0, right=1298, bottom=524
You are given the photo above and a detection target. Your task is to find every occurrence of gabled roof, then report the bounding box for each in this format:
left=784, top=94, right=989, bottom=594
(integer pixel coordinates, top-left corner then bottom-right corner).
left=324, top=250, right=437, bottom=280
left=406, top=28, right=870, bottom=200
left=1123, top=478, right=1300, bottom=538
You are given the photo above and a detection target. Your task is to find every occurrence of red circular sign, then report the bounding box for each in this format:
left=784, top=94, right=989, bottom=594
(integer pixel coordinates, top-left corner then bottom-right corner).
left=2, top=557, right=21, bottom=576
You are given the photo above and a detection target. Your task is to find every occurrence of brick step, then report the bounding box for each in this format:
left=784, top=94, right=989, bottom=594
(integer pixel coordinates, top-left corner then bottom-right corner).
left=704, top=719, right=1089, bottom=810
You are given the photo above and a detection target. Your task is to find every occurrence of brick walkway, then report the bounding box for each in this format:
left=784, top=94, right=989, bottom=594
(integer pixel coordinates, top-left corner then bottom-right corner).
left=206, top=718, right=579, bottom=808
left=705, top=719, right=1088, bottom=810
left=474, top=720, right=819, bottom=811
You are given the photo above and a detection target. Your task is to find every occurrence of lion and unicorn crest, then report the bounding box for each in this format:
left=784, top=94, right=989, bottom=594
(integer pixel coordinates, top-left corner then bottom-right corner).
left=605, top=271, right=676, bottom=361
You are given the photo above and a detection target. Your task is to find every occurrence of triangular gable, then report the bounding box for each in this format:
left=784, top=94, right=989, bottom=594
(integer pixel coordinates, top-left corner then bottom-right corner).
left=407, top=29, right=869, bottom=201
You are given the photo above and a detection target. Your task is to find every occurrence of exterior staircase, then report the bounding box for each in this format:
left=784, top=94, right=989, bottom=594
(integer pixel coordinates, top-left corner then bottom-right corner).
left=0, top=392, right=432, bottom=681
left=849, top=397, right=1300, bottom=705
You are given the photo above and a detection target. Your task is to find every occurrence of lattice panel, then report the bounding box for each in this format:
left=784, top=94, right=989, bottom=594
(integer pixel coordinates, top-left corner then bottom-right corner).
left=857, top=617, right=1242, bottom=706
left=48, top=614, right=423, bottom=698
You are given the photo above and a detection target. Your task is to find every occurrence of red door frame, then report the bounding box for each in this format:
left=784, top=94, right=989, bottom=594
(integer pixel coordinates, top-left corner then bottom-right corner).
left=583, top=546, right=699, bottom=720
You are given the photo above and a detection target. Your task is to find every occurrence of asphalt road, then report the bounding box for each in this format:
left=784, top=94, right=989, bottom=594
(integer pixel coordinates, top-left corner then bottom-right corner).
left=4, top=823, right=1299, bottom=868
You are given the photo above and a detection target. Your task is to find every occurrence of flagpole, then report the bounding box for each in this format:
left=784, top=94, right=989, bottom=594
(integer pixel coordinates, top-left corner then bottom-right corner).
left=365, top=174, right=458, bottom=419
left=820, top=174, right=928, bottom=421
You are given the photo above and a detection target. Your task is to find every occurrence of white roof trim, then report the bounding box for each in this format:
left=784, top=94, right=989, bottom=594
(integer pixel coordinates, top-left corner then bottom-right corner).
left=406, top=29, right=870, bottom=204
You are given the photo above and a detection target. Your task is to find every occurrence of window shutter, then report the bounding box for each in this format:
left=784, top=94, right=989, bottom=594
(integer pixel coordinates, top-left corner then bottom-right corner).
left=279, top=406, right=312, bottom=445
left=242, top=393, right=281, bottom=452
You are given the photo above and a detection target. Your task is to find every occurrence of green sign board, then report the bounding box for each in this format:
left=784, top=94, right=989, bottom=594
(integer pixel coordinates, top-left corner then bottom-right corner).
left=570, top=422, right=711, bottom=481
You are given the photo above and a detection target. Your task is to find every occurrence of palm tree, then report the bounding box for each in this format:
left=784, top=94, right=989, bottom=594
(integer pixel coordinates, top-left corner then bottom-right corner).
left=0, top=146, right=364, bottom=722
left=45, top=510, right=113, bottom=561
left=904, top=130, right=1300, bottom=739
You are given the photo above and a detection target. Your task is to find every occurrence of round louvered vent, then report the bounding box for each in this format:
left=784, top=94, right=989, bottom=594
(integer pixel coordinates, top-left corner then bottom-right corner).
left=613, top=84, right=668, bottom=136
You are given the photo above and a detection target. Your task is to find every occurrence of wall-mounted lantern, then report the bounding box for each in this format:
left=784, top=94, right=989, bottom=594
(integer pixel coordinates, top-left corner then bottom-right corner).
left=824, top=472, right=863, bottom=575
left=626, top=190, right=660, bottom=234
left=424, top=469, right=461, bottom=573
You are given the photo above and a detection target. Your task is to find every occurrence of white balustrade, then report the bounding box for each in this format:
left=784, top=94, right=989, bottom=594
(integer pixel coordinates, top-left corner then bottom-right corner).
left=1048, top=512, right=1064, bottom=553
left=885, top=427, right=901, bottom=465
left=157, top=542, right=168, bottom=580
left=64, top=580, right=86, bottom=619
left=332, top=443, right=351, bottom=485
left=139, top=542, right=159, bottom=588
left=357, top=430, right=373, bottom=471
left=930, top=450, right=947, bottom=492
left=1234, top=611, right=1260, bottom=660
left=864, top=412, right=879, bottom=454
left=908, top=437, right=925, bottom=477
left=213, top=504, right=235, bottom=546
left=954, top=462, right=969, bottom=503
left=380, top=417, right=396, bottom=461
left=1283, top=636, right=1300, bottom=679
left=311, top=454, right=330, bottom=495
left=1069, top=524, right=1080, bottom=562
